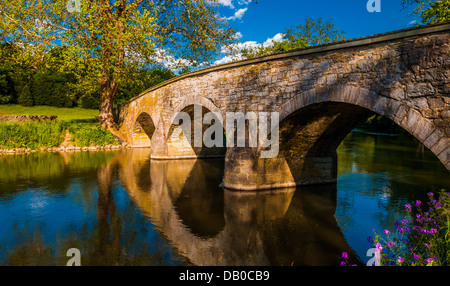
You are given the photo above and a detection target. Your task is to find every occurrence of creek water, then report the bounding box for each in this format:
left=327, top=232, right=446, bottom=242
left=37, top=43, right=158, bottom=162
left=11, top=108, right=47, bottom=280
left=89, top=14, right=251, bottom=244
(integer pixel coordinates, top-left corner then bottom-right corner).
left=0, top=130, right=448, bottom=266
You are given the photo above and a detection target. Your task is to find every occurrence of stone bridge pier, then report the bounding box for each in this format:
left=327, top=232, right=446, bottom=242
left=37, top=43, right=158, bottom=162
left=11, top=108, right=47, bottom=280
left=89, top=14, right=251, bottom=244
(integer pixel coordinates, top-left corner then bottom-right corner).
left=119, top=22, right=450, bottom=191
left=224, top=102, right=372, bottom=190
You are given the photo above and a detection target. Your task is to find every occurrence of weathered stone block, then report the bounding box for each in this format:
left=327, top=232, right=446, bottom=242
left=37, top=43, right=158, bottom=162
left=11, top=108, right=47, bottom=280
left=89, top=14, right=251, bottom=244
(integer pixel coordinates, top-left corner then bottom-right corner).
left=406, top=83, right=435, bottom=98
left=414, top=119, right=436, bottom=142
left=424, top=129, right=444, bottom=149
left=438, top=147, right=450, bottom=167
left=401, top=108, right=422, bottom=134
left=433, top=138, right=449, bottom=157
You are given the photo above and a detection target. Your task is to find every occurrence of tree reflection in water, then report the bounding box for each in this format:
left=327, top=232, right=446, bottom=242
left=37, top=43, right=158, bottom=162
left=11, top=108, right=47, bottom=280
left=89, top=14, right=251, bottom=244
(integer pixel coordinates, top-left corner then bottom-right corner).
left=3, top=129, right=448, bottom=266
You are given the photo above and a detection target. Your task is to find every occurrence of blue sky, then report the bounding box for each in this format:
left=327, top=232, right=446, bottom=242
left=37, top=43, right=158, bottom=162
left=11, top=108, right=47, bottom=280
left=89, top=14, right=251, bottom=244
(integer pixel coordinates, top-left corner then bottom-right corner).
left=211, top=0, right=420, bottom=65
left=218, top=0, right=418, bottom=42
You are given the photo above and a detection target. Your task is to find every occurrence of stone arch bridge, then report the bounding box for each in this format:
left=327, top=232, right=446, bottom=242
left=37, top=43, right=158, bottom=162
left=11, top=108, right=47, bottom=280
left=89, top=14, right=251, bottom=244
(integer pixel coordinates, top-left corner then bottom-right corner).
left=118, top=22, right=450, bottom=191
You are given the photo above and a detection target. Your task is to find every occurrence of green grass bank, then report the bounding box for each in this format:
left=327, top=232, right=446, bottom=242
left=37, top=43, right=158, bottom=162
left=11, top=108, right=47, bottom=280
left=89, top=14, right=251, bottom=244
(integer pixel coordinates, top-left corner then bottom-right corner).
left=0, top=105, right=121, bottom=152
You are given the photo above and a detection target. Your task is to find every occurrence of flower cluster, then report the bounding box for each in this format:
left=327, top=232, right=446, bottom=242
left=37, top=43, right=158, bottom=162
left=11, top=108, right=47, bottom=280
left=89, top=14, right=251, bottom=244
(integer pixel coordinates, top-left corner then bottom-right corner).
left=340, top=251, right=357, bottom=266
left=341, top=190, right=450, bottom=266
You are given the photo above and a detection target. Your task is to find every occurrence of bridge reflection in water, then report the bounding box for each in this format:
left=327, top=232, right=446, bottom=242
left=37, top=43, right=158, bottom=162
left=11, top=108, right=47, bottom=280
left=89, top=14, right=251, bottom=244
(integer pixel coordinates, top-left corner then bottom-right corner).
left=115, top=148, right=357, bottom=266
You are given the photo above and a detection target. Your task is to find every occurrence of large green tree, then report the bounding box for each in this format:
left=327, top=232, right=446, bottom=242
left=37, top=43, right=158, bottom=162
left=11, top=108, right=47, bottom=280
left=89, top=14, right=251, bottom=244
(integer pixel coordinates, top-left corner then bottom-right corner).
left=239, top=17, right=346, bottom=59
left=402, top=0, right=450, bottom=24
left=0, top=0, right=235, bottom=128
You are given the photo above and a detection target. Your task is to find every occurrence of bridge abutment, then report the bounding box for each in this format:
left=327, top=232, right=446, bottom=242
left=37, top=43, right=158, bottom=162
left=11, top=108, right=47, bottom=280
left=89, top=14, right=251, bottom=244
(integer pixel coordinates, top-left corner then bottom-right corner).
left=224, top=147, right=337, bottom=190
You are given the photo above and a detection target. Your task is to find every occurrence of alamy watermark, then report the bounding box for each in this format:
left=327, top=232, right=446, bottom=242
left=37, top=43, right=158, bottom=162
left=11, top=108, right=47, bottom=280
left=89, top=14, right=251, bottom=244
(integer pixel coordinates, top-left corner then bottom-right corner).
left=67, top=0, right=81, bottom=13
left=367, top=0, right=381, bottom=13
left=66, top=248, right=81, bottom=266
left=171, top=106, right=279, bottom=158
left=366, top=247, right=381, bottom=266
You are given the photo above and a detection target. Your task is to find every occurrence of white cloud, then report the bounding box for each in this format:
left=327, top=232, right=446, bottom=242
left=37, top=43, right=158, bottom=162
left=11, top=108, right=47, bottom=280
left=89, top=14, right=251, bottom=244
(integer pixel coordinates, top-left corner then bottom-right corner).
left=232, top=31, right=243, bottom=40
left=149, top=48, right=196, bottom=71
left=220, top=40, right=259, bottom=55
left=214, top=32, right=286, bottom=65
left=214, top=54, right=243, bottom=65
left=215, top=0, right=252, bottom=9
left=408, top=20, right=417, bottom=25
left=216, top=0, right=234, bottom=9
left=224, top=7, right=248, bottom=21
left=237, top=0, right=252, bottom=5
left=262, top=33, right=285, bottom=47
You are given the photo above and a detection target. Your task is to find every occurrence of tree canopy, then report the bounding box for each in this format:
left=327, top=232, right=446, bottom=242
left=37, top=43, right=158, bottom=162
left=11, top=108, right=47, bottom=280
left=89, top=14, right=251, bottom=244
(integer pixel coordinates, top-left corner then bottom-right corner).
left=238, top=17, right=346, bottom=59
left=402, top=0, right=450, bottom=24
left=0, top=0, right=236, bottom=128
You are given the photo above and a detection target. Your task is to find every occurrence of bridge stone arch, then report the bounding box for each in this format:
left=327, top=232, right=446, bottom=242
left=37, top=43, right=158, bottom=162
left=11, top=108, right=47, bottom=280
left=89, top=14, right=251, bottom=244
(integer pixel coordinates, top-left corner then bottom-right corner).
left=224, top=83, right=449, bottom=191
left=165, top=95, right=225, bottom=139
left=163, top=96, right=227, bottom=159
left=119, top=22, right=450, bottom=190
left=276, top=84, right=447, bottom=162
left=131, top=112, right=157, bottom=148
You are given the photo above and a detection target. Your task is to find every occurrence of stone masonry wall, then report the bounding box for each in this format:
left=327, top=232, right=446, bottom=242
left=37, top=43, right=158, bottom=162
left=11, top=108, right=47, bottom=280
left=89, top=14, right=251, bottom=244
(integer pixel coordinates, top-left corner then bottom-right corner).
left=119, top=23, right=450, bottom=190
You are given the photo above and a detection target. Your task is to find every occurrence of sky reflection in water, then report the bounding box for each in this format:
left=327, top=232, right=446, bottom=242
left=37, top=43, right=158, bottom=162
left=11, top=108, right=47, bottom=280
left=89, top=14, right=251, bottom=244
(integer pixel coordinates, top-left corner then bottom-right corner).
left=0, top=131, right=448, bottom=266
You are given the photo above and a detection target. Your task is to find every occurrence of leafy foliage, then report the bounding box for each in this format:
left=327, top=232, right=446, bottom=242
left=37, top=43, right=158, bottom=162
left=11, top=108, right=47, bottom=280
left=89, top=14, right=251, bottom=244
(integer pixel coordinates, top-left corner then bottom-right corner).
left=0, top=0, right=236, bottom=127
left=240, top=38, right=308, bottom=59
left=0, top=121, right=65, bottom=149
left=0, top=120, right=119, bottom=150
left=65, top=121, right=119, bottom=147
left=285, top=17, right=347, bottom=47
left=32, top=71, right=78, bottom=108
left=402, top=0, right=450, bottom=24
left=239, top=17, right=346, bottom=59
left=0, top=66, right=15, bottom=104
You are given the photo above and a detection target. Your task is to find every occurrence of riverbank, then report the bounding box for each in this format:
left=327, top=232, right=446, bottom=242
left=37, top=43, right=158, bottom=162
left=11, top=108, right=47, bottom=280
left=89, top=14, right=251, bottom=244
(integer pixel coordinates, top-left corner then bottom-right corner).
left=0, top=144, right=127, bottom=155
left=0, top=117, right=126, bottom=155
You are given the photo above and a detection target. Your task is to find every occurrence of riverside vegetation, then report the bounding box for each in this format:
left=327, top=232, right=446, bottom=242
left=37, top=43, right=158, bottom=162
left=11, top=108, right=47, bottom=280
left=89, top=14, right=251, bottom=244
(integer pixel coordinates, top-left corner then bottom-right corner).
left=0, top=105, right=121, bottom=153
left=341, top=190, right=450, bottom=266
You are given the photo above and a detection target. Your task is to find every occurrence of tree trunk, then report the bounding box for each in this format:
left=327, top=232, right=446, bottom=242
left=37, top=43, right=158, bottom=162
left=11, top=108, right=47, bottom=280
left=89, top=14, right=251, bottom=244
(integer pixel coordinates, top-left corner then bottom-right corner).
left=99, top=89, right=114, bottom=128
left=98, top=73, right=118, bottom=129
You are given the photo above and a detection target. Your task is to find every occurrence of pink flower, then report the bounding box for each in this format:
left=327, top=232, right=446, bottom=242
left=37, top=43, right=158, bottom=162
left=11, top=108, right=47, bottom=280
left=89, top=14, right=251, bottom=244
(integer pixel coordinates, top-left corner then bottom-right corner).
left=375, top=243, right=383, bottom=252
left=342, top=252, right=348, bottom=260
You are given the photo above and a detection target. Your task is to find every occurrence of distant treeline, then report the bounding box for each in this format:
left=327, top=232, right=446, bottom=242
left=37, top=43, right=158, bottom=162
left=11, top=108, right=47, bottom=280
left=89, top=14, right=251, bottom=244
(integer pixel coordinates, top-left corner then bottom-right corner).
left=0, top=44, right=175, bottom=109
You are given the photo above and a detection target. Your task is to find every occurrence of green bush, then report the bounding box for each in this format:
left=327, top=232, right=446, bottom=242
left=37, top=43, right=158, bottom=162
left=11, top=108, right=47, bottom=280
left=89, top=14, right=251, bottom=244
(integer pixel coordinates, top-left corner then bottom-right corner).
left=80, top=93, right=100, bottom=109
left=0, top=66, right=16, bottom=104
left=0, top=121, right=65, bottom=149
left=65, top=121, right=119, bottom=147
left=12, top=73, right=34, bottom=107
left=32, top=72, right=76, bottom=108
left=0, top=120, right=119, bottom=150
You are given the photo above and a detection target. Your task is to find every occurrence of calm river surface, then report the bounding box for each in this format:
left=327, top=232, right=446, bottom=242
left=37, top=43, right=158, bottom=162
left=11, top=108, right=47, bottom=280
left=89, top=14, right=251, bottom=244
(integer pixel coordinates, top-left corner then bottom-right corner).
left=0, top=130, right=449, bottom=266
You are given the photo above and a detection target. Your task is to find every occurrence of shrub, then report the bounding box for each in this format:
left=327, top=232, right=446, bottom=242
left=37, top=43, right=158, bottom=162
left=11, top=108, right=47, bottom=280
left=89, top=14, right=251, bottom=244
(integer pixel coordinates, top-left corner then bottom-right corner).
left=342, top=190, right=450, bottom=266
left=0, top=120, right=119, bottom=150
left=12, top=73, right=34, bottom=107
left=0, top=66, right=16, bottom=104
left=32, top=72, right=76, bottom=108
left=80, top=93, right=100, bottom=109
left=65, top=121, right=119, bottom=147
left=0, top=121, right=65, bottom=149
